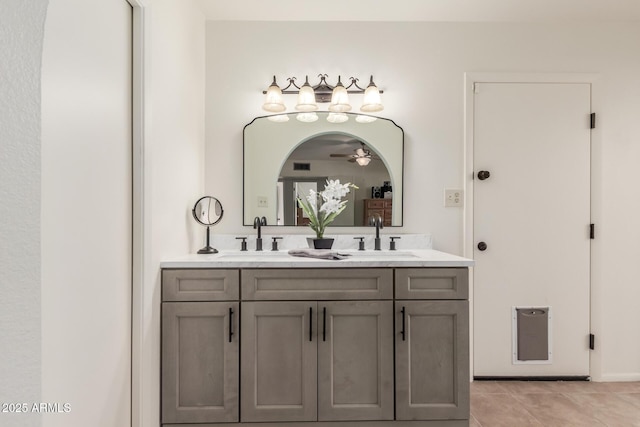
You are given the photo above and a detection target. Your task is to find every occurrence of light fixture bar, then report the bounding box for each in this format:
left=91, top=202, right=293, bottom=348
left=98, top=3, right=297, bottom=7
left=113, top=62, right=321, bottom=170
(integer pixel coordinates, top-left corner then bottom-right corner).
left=262, top=74, right=384, bottom=102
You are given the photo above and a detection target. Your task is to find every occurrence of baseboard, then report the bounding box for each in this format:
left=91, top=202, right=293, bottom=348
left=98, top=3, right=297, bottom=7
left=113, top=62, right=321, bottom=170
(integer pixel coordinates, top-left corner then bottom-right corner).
left=598, top=373, right=640, bottom=382
left=474, top=376, right=590, bottom=381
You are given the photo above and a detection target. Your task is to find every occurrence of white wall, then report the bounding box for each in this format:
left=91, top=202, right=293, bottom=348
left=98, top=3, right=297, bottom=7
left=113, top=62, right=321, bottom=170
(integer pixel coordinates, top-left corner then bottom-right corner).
left=140, top=1, right=206, bottom=426
left=41, top=0, right=132, bottom=425
left=0, top=1, right=48, bottom=426
left=204, top=21, right=640, bottom=380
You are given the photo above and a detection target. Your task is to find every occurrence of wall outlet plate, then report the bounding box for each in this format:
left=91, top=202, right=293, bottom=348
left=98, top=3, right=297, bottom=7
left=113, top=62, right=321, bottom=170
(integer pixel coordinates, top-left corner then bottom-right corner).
left=257, top=196, right=268, bottom=207
left=444, top=189, right=463, bottom=207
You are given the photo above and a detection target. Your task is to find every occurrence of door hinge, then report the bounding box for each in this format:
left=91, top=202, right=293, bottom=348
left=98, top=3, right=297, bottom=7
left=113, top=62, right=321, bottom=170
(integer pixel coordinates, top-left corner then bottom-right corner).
left=590, top=112, right=596, bottom=129
left=590, top=224, right=595, bottom=239
left=589, top=334, right=595, bottom=350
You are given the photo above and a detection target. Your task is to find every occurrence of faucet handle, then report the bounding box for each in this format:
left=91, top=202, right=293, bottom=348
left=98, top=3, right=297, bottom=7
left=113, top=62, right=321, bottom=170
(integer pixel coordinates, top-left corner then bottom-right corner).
left=271, top=237, right=282, bottom=251
left=389, top=236, right=401, bottom=251
left=235, top=237, right=248, bottom=251
left=354, top=237, right=365, bottom=251
left=368, top=214, right=383, bottom=227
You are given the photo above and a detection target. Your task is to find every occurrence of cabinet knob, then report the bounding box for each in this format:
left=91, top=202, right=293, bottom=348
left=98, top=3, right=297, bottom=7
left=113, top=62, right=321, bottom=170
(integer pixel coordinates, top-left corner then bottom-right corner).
left=477, top=241, right=488, bottom=251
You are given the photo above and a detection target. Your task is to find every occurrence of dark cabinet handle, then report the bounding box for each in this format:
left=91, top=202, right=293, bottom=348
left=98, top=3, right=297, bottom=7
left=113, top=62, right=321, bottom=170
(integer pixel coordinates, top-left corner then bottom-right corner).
left=401, top=306, right=406, bottom=341
left=477, top=241, right=488, bottom=251
left=323, top=307, right=326, bottom=342
left=229, top=307, right=234, bottom=343
left=309, top=307, right=313, bottom=342
left=477, top=170, right=491, bottom=180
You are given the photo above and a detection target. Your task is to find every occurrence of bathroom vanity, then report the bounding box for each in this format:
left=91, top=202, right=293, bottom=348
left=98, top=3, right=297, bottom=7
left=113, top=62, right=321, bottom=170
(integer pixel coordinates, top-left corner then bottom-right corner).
left=160, top=249, right=472, bottom=427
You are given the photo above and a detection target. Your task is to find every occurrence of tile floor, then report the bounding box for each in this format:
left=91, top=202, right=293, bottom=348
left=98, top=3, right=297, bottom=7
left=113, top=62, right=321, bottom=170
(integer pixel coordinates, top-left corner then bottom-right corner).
left=470, top=380, right=640, bottom=426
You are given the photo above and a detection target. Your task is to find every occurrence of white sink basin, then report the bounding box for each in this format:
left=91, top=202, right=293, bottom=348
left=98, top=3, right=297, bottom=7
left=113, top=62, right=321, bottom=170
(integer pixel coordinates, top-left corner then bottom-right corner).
left=217, top=251, right=291, bottom=258
left=344, top=250, right=418, bottom=258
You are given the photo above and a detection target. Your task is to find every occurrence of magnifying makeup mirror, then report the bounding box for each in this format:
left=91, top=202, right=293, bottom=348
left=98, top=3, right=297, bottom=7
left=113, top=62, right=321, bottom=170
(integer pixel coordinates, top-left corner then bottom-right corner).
left=192, top=196, right=224, bottom=254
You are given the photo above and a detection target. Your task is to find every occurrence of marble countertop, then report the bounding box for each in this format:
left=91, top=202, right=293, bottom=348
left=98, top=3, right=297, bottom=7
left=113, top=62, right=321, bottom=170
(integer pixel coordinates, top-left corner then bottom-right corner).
left=161, top=249, right=474, bottom=269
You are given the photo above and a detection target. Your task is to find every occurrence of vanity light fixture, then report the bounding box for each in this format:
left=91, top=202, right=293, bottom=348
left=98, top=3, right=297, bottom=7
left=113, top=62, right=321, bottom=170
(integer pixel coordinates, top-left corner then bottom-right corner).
left=295, top=76, right=318, bottom=112
left=328, top=76, right=352, bottom=112
left=261, top=74, right=384, bottom=119
left=262, top=76, right=286, bottom=112
left=360, top=76, right=384, bottom=112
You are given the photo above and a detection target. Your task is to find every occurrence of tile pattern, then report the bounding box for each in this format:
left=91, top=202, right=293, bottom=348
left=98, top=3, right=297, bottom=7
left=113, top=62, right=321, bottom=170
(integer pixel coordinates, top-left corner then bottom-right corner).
left=471, top=380, right=640, bottom=427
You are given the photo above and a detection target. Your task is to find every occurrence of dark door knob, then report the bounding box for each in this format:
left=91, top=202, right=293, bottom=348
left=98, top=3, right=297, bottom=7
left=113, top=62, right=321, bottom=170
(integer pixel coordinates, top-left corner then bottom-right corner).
left=477, top=170, right=491, bottom=180
left=477, top=242, right=488, bottom=251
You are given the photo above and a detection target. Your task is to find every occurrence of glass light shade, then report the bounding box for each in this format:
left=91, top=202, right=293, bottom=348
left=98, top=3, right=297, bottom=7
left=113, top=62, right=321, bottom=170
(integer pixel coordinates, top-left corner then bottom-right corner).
left=296, top=112, right=318, bottom=123
left=360, top=78, right=384, bottom=112
left=295, top=78, right=318, bottom=112
left=355, top=157, right=372, bottom=166
left=267, top=114, right=289, bottom=123
left=328, top=78, right=352, bottom=112
left=262, top=81, right=286, bottom=112
left=326, top=113, right=349, bottom=123
left=355, top=114, right=377, bottom=123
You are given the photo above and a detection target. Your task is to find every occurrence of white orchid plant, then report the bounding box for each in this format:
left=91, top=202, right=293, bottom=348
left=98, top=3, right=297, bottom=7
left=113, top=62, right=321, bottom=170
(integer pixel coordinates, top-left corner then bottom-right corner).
left=297, top=179, right=358, bottom=239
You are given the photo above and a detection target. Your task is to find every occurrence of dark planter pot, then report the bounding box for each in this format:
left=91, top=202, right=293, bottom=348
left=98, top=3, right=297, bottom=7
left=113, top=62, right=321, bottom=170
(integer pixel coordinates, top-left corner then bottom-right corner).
left=312, top=238, right=334, bottom=249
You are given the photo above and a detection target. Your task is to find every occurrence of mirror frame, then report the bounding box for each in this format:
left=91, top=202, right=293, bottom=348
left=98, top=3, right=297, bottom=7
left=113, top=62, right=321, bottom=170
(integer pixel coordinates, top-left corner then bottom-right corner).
left=243, top=112, right=404, bottom=227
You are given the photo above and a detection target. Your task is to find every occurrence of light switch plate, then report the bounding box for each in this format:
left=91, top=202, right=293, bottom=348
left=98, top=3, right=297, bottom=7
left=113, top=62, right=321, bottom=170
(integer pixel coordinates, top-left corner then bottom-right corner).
left=444, top=189, right=463, bottom=207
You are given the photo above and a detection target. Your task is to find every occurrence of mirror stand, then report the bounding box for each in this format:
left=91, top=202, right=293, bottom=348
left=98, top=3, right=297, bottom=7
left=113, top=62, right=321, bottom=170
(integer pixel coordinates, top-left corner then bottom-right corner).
left=197, top=226, right=218, bottom=254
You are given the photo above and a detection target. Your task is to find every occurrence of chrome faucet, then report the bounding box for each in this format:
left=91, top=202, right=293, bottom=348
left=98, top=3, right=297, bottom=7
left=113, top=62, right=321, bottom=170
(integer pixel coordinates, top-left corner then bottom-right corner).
left=369, top=214, right=384, bottom=250
left=253, top=216, right=267, bottom=251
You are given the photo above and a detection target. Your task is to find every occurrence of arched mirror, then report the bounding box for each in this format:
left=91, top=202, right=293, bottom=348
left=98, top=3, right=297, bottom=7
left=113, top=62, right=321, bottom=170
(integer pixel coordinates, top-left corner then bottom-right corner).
left=243, top=112, right=403, bottom=226
left=192, top=196, right=224, bottom=254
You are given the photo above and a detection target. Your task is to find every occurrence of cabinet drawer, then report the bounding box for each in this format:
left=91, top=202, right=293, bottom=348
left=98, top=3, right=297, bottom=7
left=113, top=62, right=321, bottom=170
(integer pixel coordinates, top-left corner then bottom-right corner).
left=395, top=268, right=468, bottom=300
left=162, top=269, right=239, bottom=301
left=242, top=269, right=393, bottom=300
left=366, top=200, right=385, bottom=209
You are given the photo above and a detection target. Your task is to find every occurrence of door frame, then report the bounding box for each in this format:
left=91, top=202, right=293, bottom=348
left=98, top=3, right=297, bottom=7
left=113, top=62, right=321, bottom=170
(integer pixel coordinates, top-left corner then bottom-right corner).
left=463, top=72, right=599, bottom=380
left=127, top=0, right=147, bottom=426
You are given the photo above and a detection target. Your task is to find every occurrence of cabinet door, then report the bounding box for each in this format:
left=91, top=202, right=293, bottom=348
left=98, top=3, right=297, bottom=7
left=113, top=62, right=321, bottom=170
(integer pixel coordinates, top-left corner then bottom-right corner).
left=162, top=302, right=239, bottom=423
left=395, top=301, right=469, bottom=420
left=241, top=301, right=317, bottom=422
left=318, top=301, right=394, bottom=421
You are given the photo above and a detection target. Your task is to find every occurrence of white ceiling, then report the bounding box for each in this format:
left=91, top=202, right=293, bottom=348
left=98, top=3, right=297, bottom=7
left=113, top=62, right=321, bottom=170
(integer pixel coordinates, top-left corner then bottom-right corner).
left=196, top=0, right=640, bottom=22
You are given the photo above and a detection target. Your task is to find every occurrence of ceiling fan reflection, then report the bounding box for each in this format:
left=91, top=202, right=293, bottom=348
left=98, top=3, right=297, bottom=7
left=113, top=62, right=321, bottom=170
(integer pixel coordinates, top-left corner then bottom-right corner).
left=329, top=143, right=380, bottom=166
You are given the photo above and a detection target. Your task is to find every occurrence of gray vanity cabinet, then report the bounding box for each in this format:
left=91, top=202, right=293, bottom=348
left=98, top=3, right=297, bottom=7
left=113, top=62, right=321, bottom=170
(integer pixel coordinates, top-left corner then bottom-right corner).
left=240, top=269, right=394, bottom=423
left=161, top=266, right=470, bottom=426
left=161, top=269, right=239, bottom=424
left=395, top=268, right=470, bottom=421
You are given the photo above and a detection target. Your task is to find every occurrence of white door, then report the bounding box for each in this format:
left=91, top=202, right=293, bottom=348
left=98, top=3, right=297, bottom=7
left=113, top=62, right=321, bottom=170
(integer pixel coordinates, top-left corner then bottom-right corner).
left=473, top=82, right=591, bottom=377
